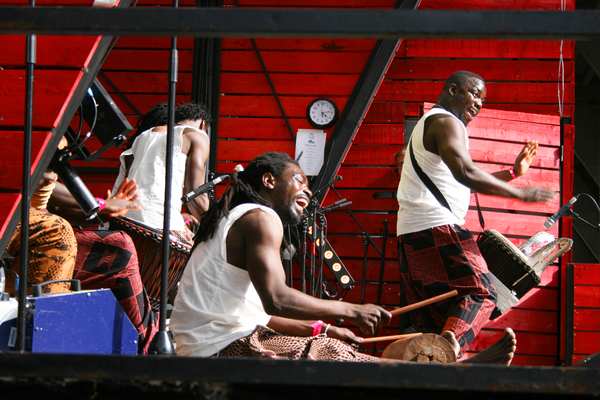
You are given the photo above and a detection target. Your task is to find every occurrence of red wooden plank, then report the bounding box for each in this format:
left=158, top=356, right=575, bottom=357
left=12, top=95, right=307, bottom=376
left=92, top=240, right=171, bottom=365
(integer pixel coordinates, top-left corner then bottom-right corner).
left=110, top=94, right=192, bottom=116
left=464, top=210, right=558, bottom=238
left=323, top=188, right=399, bottom=212
left=468, top=123, right=561, bottom=148
left=222, top=38, right=379, bottom=52
left=335, top=164, right=559, bottom=192
left=574, top=263, right=600, bottom=286
left=505, top=287, right=558, bottom=312
left=406, top=39, right=574, bottom=59
left=502, top=355, right=557, bottom=366
left=432, top=102, right=561, bottom=126
left=341, top=259, right=401, bottom=282
left=574, top=286, right=600, bottom=309
left=0, top=131, right=52, bottom=190
left=469, top=138, right=559, bottom=169
left=473, top=164, right=559, bottom=191
left=219, top=95, right=348, bottom=119
left=0, top=70, right=82, bottom=129
left=468, top=192, right=560, bottom=214
left=336, top=166, right=398, bottom=189
left=217, top=140, right=295, bottom=161
left=0, top=35, right=100, bottom=68
left=221, top=50, right=371, bottom=74
left=420, top=0, right=574, bottom=9
left=387, top=59, right=574, bottom=82
left=354, top=124, right=404, bottom=145
left=413, top=102, right=570, bottom=119
left=483, top=309, right=557, bottom=334
left=344, top=144, right=403, bottom=166
left=221, top=72, right=358, bottom=96
left=322, top=207, right=557, bottom=239
left=574, top=309, right=600, bottom=332
left=573, top=331, right=600, bottom=355
left=468, top=329, right=557, bottom=357
left=102, top=49, right=195, bottom=72
left=382, top=81, right=574, bottom=105
left=99, top=71, right=193, bottom=94
left=327, top=235, right=396, bottom=259
left=363, top=101, right=405, bottom=124
left=218, top=118, right=299, bottom=140
left=0, top=193, right=21, bottom=240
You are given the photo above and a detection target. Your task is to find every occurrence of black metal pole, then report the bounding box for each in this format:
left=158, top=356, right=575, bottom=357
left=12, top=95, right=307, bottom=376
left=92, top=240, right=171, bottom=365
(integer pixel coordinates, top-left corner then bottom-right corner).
left=17, top=5, right=36, bottom=351
left=376, top=220, right=388, bottom=306
left=155, top=0, right=178, bottom=356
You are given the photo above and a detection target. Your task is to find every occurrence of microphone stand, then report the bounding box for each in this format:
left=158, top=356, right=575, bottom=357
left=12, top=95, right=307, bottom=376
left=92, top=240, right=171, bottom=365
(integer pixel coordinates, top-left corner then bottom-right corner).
left=565, top=209, right=600, bottom=232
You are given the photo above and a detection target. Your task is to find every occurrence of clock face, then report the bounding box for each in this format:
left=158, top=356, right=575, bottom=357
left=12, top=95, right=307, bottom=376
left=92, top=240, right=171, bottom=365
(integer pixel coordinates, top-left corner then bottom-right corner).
left=307, top=98, right=339, bottom=129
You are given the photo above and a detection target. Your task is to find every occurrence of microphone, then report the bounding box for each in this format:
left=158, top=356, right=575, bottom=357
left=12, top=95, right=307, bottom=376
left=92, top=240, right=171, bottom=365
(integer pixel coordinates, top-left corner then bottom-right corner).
left=543, top=195, right=579, bottom=230
left=181, top=175, right=228, bottom=204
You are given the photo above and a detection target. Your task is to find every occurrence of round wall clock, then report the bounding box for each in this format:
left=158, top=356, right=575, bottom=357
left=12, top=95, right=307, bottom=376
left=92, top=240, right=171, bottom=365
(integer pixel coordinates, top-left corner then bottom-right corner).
left=306, top=98, right=339, bottom=129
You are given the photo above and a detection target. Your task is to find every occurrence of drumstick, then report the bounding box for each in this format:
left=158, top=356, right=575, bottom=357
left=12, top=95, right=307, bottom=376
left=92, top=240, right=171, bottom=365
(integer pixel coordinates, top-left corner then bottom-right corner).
left=390, top=290, right=458, bottom=317
left=361, top=332, right=422, bottom=344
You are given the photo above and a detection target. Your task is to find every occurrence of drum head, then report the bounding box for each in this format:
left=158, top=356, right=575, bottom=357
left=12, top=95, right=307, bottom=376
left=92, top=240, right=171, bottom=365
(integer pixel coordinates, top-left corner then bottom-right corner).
left=381, top=333, right=456, bottom=363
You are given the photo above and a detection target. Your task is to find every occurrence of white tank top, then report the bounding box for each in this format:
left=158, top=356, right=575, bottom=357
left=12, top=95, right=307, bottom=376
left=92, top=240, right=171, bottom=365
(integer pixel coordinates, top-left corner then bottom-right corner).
left=170, top=203, right=279, bottom=357
left=113, top=125, right=208, bottom=232
left=396, top=107, right=471, bottom=236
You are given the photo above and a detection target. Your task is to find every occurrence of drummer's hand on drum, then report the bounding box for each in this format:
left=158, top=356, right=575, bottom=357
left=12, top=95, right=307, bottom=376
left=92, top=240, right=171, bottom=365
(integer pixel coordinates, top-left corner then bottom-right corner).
left=518, top=186, right=555, bottom=204
left=513, top=140, right=538, bottom=177
left=347, top=303, right=392, bottom=336
left=181, top=212, right=199, bottom=229
left=326, top=325, right=363, bottom=345
left=102, top=178, right=145, bottom=218
left=110, top=178, right=139, bottom=202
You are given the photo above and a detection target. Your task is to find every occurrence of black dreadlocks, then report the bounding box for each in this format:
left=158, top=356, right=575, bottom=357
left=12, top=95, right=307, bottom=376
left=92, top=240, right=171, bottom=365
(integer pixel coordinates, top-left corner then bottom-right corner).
left=194, top=152, right=299, bottom=245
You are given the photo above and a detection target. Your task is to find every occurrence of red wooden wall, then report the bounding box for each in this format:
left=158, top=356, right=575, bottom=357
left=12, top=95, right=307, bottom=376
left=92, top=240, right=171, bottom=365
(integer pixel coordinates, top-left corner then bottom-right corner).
left=83, top=0, right=576, bottom=365
left=0, top=0, right=104, bottom=248
left=571, top=263, right=600, bottom=364
left=0, top=0, right=583, bottom=366
left=318, top=0, right=575, bottom=366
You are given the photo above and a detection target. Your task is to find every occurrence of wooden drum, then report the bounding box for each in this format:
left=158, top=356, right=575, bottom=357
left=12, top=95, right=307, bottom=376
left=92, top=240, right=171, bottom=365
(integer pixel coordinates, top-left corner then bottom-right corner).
left=109, top=216, right=192, bottom=311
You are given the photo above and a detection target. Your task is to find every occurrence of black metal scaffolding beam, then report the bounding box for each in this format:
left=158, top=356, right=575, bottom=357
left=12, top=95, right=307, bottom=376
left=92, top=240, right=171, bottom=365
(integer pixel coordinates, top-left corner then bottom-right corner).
left=1, top=8, right=600, bottom=39
left=310, top=0, right=419, bottom=203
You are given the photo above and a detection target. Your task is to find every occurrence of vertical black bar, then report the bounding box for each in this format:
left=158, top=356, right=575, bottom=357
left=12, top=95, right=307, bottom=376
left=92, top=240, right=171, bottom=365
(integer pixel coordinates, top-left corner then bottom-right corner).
left=155, top=0, right=178, bottom=356
left=376, top=220, right=388, bottom=306
left=192, top=0, right=222, bottom=181
left=17, top=22, right=36, bottom=352
left=565, top=263, right=574, bottom=366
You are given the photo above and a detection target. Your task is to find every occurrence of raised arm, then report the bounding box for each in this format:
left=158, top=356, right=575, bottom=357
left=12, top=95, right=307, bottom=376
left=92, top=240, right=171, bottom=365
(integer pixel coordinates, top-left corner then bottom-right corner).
left=428, top=116, right=554, bottom=203
left=228, top=209, right=390, bottom=336
left=492, top=140, right=538, bottom=182
left=183, top=128, right=210, bottom=221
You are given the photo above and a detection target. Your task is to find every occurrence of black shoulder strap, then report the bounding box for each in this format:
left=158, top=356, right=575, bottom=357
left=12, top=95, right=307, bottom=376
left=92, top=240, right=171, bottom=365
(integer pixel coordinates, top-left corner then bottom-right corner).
left=408, top=138, right=452, bottom=213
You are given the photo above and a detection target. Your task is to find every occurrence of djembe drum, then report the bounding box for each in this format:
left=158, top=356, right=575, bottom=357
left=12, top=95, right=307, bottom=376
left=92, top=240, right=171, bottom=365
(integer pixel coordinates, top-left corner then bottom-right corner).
left=477, top=230, right=540, bottom=319
left=109, top=216, right=192, bottom=311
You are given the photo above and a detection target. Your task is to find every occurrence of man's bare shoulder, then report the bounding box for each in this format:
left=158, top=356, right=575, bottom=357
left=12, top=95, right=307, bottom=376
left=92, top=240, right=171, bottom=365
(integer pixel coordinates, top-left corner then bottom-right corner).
left=234, top=208, right=280, bottom=234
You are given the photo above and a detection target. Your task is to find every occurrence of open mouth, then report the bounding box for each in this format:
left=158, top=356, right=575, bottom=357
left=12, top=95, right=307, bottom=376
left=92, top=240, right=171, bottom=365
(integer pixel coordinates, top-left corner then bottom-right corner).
left=296, top=197, right=309, bottom=209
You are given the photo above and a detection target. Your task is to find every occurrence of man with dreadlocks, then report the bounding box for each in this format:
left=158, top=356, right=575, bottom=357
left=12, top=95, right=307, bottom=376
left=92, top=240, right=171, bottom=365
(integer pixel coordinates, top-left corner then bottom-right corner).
left=113, top=102, right=211, bottom=243
left=169, top=152, right=517, bottom=364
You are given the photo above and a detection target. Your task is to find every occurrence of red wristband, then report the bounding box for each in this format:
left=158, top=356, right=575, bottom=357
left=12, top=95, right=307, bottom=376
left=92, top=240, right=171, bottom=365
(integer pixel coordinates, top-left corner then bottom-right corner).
left=96, top=197, right=106, bottom=212
left=311, top=320, right=323, bottom=336
left=508, top=168, right=517, bottom=179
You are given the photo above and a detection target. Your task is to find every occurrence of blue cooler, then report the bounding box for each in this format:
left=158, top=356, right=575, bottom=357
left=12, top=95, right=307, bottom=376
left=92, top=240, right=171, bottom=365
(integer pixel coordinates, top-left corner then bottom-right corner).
left=0, top=279, right=138, bottom=355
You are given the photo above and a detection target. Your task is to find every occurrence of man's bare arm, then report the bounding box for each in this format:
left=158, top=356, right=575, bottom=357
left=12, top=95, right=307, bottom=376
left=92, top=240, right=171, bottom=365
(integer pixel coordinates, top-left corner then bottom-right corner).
left=184, top=129, right=210, bottom=221
left=229, top=210, right=390, bottom=336
left=267, top=315, right=363, bottom=344
left=430, top=117, right=553, bottom=203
